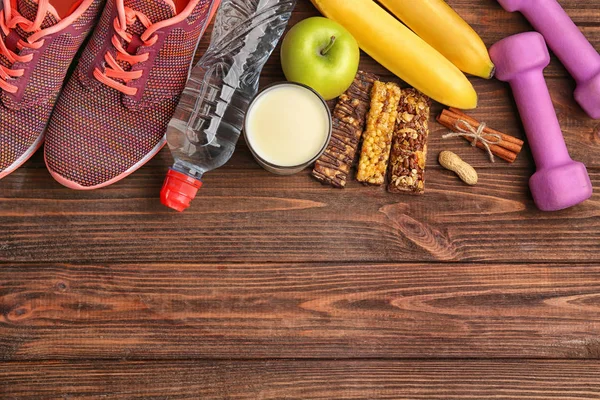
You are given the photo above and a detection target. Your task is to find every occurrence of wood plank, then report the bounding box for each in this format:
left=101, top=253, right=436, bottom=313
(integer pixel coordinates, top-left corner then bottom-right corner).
left=220, top=0, right=600, bottom=169
left=2, top=156, right=600, bottom=263
left=198, top=0, right=600, bottom=171
left=2, top=360, right=600, bottom=399
left=2, top=262, right=600, bottom=360
left=14, top=1, right=600, bottom=175
left=197, top=0, right=600, bottom=80
left=11, top=77, right=600, bottom=172
left=2, top=157, right=600, bottom=263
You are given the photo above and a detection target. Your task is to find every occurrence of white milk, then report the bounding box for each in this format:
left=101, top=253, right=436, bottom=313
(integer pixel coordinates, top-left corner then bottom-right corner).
left=245, top=84, right=330, bottom=167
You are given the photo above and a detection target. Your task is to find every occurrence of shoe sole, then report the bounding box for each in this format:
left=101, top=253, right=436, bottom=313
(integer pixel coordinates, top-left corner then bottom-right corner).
left=0, top=134, right=45, bottom=180
left=46, top=135, right=167, bottom=190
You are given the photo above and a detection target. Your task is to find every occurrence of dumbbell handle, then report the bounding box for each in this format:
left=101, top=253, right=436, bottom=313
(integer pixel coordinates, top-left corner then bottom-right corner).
left=517, top=1, right=600, bottom=83
left=510, top=71, right=572, bottom=169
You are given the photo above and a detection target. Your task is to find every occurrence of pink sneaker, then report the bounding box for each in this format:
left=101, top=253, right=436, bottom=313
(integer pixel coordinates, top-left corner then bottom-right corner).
left=0, top=0, right=104, bottom=180
left=44, top=0, right=220, bottom=189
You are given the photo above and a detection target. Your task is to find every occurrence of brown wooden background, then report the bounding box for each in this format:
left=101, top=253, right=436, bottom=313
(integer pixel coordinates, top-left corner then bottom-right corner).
left=2, top=0, right=600, bottom=398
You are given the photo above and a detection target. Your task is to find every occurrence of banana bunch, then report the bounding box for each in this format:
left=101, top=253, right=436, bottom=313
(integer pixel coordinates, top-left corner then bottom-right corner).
left=310, top=0, right=494, bottom=109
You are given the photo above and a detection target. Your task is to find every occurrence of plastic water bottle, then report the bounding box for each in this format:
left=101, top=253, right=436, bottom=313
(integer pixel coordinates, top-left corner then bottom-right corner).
left=161, top=0, right=296, bottom=212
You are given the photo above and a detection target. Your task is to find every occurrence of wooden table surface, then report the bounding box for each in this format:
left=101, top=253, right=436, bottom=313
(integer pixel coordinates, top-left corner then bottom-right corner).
left=2, top=0, right=600, bottom=398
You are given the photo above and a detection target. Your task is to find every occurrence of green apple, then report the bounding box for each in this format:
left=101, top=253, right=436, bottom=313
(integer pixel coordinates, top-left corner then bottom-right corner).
left=281, top=17, right=360, bottom=101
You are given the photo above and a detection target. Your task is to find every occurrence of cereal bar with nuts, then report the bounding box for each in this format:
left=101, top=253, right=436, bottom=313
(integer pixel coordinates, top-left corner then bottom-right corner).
left=312, top=71, right=378, bottom=188
left=356, top=81, right=402, bottom=185
left=387, top=88, right=431, bottom=195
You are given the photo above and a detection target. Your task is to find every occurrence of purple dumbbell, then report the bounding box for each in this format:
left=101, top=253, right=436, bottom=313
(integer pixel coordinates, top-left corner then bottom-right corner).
left=490, top=32, right=592, bottom=211
left=497, top=0, right=600, bottom=119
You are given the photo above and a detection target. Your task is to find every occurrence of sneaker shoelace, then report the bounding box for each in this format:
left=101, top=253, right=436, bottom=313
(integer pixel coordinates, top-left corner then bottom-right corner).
left=0, top=0, right=91, bottom=94
left=93, top=0, right=179, bottom=96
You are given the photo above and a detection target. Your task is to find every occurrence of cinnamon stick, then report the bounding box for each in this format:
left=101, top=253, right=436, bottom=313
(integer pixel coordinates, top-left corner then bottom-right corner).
left=441, top=110, right=523, bottom=154
left=449, top=108, right=524, bottom=147
left=437, top=114, right=517, bottom=162
left=437, top=109, right=523, bottom=163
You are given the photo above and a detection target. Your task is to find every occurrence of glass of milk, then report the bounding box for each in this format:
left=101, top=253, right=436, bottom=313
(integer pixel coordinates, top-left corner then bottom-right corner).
left=244, top=82, right=332, bottom=175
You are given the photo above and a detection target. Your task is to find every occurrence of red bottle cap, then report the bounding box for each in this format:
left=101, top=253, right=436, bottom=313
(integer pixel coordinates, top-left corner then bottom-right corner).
left=160, top=169, right=203, bottom=212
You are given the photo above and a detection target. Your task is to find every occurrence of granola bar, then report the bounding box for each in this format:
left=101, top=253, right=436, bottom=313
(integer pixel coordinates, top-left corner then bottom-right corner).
left=356, top=81, right=401, bottom=185
left=387, top=88, right=430, bottom=195
left=312, top=71, right=378, bottom=188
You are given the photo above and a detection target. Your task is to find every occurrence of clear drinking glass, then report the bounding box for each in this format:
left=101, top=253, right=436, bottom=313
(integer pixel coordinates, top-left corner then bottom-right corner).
left=244, top=82, right=332, bottom=175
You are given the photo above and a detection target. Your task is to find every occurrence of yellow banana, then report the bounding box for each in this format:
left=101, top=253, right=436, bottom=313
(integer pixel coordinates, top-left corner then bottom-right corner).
left=310, top=0, right=477, bottom=109
left=379, top=0, right=495, bottom=79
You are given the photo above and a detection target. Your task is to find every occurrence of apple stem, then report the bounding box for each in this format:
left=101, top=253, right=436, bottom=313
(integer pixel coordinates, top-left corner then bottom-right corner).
left=320, top=36, right=337, bottom=56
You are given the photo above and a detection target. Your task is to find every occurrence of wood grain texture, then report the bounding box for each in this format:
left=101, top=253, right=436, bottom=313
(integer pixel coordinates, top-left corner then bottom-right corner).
left=1, top=2, right=599, bottom=265
left=2, top=360, right=600, bottom=399
left=2, top=160, right=600, bottom=263
left=2, top=0, right=600, bottom=398
left=196, top=0, right=600, bottom=80
left=2, top=262, right=600, bottom=360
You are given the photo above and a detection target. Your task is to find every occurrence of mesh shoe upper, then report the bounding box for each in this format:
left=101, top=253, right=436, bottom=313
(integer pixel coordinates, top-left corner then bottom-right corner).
left=0, top=0, right=104, bottom=176
left=45, top=0, right=217, bottom=188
